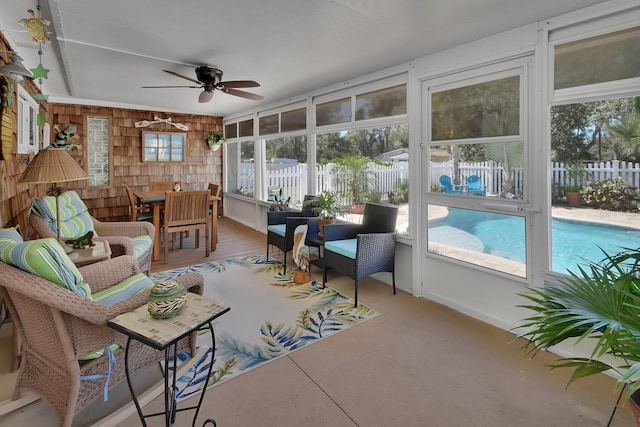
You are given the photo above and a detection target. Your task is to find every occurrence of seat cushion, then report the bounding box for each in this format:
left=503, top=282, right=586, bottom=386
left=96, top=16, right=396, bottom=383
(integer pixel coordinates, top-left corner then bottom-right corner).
left=132, top=235, right=153, bottom=259
left=0, top=238, right=91, bottom=297
left=324, top=238, right=358, bottom=259
left=32, top=191, right=95, bottom=238
left=0, top=227, right=23, bottom=247
left=267, top=224, right=286, bottom=237
left=91, top=272, right=154, bottom=306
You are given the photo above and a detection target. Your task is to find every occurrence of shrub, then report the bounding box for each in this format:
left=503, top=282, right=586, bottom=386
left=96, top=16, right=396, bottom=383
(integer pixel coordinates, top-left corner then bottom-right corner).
left=582, top=178, right=640, bottom=212
left=393, top=180, right=410, bottom=203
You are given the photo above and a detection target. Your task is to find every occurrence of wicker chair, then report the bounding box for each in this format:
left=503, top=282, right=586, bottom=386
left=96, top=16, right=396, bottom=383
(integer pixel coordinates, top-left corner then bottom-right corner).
left=29, top=191, right=155, bottom=275
left=0, top=254, right=203, bottom=427
left=322, top=203, right=399, bottom=307
left=266, top=195, right=316, bottom=272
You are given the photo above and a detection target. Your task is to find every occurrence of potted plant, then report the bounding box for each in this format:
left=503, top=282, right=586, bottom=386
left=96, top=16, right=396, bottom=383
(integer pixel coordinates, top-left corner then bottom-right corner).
left=564, top=162, right=587, bottom=207
left=205, top=131, right=225, bottom=151
left=517, top=247, right=640, bottom=424
left=305, top=190, right=342, bottom=238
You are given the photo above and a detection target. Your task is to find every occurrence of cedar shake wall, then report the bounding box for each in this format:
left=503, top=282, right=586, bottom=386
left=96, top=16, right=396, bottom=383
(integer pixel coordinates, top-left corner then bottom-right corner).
left=49, top=104, right=223, bottom=222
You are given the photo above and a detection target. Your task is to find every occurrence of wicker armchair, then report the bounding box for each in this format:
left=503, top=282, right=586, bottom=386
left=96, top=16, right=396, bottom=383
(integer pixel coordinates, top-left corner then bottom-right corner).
left=0, top=255, right=203, bottom=427
left=266, top=195, right=316, bottom=272
left=29, top=191, right=155, bottom=274
left=322, top=203, right=399, bottom=307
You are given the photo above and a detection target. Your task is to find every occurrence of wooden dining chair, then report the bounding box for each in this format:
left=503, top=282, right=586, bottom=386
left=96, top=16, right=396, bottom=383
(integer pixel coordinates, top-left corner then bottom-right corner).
left=162, top=190, right=211, bottom=264
left=150, top=181, right=181, bottom=191
left=124, top=185, right=153, bottom=222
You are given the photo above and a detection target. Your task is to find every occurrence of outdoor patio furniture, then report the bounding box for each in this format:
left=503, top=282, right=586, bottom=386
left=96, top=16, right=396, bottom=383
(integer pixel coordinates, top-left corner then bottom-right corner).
left=124, top=185, right=153, bottom=222
left=0, top=235, right=204, bottom=427
left=162, top=190, right=211, bottom=264
left=439, top=175, right=464, bottom=194
left=266, top=195, right=317, bottom=272
left=466, top=175, right=487, bottom=196
left=29, top=191, right=154, bottom=275
left=321, top=203, right=398, bottom=307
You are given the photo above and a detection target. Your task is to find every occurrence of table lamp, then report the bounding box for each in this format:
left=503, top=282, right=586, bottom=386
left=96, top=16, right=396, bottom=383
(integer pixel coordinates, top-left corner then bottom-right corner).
left=18, top=147, right=88, bottom=242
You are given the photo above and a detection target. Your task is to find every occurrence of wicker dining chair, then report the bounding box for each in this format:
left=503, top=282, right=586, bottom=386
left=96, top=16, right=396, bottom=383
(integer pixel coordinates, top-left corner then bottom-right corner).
left=162, top=190, right=211, bottom=264
left=321, top=203, right=399, bottom=307
left=0, top=253, right=203, bottom=427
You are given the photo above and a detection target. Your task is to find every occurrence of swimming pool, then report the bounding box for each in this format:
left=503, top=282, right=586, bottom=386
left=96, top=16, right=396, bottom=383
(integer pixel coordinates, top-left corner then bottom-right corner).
left=428, top=208, right=640, bottom=274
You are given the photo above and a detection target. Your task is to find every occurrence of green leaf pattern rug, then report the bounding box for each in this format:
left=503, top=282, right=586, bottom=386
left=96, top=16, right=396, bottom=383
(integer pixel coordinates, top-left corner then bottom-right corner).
left=150, top=253, right=379, bottom=401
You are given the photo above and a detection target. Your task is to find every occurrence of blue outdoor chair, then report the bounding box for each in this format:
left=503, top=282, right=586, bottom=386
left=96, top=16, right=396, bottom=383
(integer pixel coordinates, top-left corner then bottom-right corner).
left=466, top=175, right=487, bottom=196
left=438, top=175, right=463, bottom=194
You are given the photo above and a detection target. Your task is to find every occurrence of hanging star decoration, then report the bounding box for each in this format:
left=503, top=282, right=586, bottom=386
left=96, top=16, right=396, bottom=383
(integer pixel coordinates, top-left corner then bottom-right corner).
left=18, top=9, right=50, bottom=44
left=53, top=124, right=82, bottom=151
left=30, top=63, right=49, bottom=80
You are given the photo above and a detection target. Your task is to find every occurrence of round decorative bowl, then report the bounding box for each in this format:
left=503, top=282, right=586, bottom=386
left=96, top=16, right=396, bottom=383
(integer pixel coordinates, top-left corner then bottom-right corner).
left=147, top=279, right=187, bottom=319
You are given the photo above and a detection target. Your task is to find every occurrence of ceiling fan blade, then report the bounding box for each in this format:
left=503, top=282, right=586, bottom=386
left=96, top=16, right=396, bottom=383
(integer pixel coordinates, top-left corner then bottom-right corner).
left=142, top=85, right=202, bottom=89
left=223, top=88, right=264, bottom=100
left=163, top=70, right=202, bottom=84
left=219, top=80, right=260, bottom=89
left=199, top=90, right=214, bottom=103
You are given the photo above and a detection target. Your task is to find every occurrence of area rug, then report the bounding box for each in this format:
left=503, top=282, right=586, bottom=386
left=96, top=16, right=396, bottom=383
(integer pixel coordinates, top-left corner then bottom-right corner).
left=149, top=253, right=379, bottom=402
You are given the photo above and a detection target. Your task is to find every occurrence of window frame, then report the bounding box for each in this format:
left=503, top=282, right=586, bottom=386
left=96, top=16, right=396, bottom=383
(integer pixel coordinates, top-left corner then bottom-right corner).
left=85, top=115, right=113, bottom=188
left=141, top=131, right=186, bottom=163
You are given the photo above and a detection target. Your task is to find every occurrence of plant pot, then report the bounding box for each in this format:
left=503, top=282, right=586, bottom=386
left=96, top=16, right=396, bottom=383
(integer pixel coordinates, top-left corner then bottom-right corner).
left=350, top=203, right=365, bottom=214
left=565, top=191, right=582, bottom=207
left=628, top=389, right=640, bottom=426
left=209, top=143, right=221, bottom=152
left=317, top=218, right=336, bottom=239
left=293, top=269, right=310, bottom=284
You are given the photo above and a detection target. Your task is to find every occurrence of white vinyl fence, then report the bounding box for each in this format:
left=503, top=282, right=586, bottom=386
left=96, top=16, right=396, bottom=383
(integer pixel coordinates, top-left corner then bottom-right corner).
left=241, top=159, right=640, bottom=201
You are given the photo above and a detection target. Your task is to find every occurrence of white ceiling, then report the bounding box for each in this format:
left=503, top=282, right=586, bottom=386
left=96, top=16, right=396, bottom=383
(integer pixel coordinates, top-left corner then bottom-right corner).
left=0, top=0, right=608, bottom=118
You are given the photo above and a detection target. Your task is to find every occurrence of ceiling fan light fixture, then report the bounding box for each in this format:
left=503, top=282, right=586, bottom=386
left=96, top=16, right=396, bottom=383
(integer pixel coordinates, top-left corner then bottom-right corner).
left=199, top=90, right=214, bottom=103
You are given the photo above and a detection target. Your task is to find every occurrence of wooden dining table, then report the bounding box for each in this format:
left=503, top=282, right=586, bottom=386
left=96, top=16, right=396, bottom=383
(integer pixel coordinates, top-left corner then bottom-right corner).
left=134, top=190, right=220, bottom=262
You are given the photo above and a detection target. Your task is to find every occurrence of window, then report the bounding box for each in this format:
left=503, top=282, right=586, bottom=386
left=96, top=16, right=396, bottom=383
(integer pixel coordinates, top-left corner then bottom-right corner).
left=356, top=84, right=407, bottom=121
left=316, top=97, right=351, bottom=126
left=86, top=116, right=111, bottom=186
left=549, top=24, right=640, bottom=275
left=263, top=136, right=307, bottom=206
left=142, top=131, right=185, bottom=162
left=17, top=86, right=39, bottom=154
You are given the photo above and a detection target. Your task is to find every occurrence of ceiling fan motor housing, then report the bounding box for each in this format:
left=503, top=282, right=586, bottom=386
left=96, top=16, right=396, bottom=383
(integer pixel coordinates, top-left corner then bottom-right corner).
left=196, top=66, right=223, bottom=86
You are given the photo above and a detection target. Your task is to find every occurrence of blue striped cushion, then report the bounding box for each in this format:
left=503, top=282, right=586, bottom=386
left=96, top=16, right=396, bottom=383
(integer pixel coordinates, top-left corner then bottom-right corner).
left=0, top=227, right=23, bottom=247
left=132, top=235, right=152, bottom=259
left=32, top=191, right=95, bottom=239
left=325, top=238, right=358, bottom=259
left=267, top=224, right=286, bottom=237
left=91, top=273, right=154, bottom=306
left=0, top=238, right=91, bottom=297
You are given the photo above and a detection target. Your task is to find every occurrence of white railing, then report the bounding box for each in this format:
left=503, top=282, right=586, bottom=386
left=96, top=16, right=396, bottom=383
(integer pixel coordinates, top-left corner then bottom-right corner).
left=242, top=159, right=640, bottom=201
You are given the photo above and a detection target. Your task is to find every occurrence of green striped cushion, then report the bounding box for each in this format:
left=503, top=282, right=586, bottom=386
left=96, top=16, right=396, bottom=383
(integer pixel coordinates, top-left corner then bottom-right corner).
left=0, top=227, right=23, bottom=246
left=32, top=191, right=95, bottom=239
left=91, top=273, right=154, bottom=306
left=132, top=235, right=153, bottom=259
left=0, top=238, right=91, bottom=297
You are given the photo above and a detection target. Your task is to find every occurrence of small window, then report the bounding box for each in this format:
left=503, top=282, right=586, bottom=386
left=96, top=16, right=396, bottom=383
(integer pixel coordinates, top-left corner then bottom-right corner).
left=316, top=97, right=351, bottom=126
left=17, top=86, right=39, bottom=154
left=225, top=123, right=238, bottom=139
left=142, top=131, right=185, bottom=162
left=239, top=119, right=254, bottom=137
left=259, top=114, right=279, bottom=135
left=281, top=107, right=306, bottom=132
left=356, top=84, right=407, bottom=120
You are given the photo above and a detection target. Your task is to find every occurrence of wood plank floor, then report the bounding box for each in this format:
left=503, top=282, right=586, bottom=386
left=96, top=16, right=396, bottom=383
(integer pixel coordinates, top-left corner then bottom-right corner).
left=150, top=217, right=271, bottom=273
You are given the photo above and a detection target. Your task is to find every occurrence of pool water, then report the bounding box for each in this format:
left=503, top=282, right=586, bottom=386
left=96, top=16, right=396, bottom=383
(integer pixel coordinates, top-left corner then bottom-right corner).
left=429, top=208, right=640, bottom=274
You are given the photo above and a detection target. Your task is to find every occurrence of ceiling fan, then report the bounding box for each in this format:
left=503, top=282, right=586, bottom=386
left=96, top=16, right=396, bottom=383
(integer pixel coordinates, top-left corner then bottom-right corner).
left=142, top=66, right=263, bottom=103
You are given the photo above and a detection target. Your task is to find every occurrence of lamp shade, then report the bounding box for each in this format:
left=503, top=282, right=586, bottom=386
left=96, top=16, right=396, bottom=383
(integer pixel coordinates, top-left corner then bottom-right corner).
left=0, top=53, right=33, bottom=83
left=18, top=148, right=88, bottom=185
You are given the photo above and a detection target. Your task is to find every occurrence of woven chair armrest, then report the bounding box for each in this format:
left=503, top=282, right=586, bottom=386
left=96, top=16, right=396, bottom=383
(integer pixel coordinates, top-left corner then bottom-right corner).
left=323, top=223, right=362, bottom=242
left=101, top=236, right=136, bottom=258
left=93, top=219, right=154, bottom=239
left=174, top=272, right=205, bottom=296
left=79, top=255, right=141, bottom=293
left=28, top=213, right=55, bottom=239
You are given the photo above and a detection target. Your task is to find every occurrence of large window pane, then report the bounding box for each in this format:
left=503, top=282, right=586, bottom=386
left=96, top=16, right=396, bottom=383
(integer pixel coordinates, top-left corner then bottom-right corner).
left=550, top=96, right=640, bottom=273
left=554, top=27, right=640, bottom=90
left=316, top=124, right=409, bottom=234
left=430, top=141, right=524, bottom=199
left=356, top=84, right=407, bottom=120
left=239, top=141, right=255, bottom=197
left=431, top=76, right=520, bottom=140
left=227, top=142, right=239, bottom=193
left=316, top=97, right=351, bottom=126
left=428, top=205, right=527, bottom=278
left=264, top=136, right=307, bottom=206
